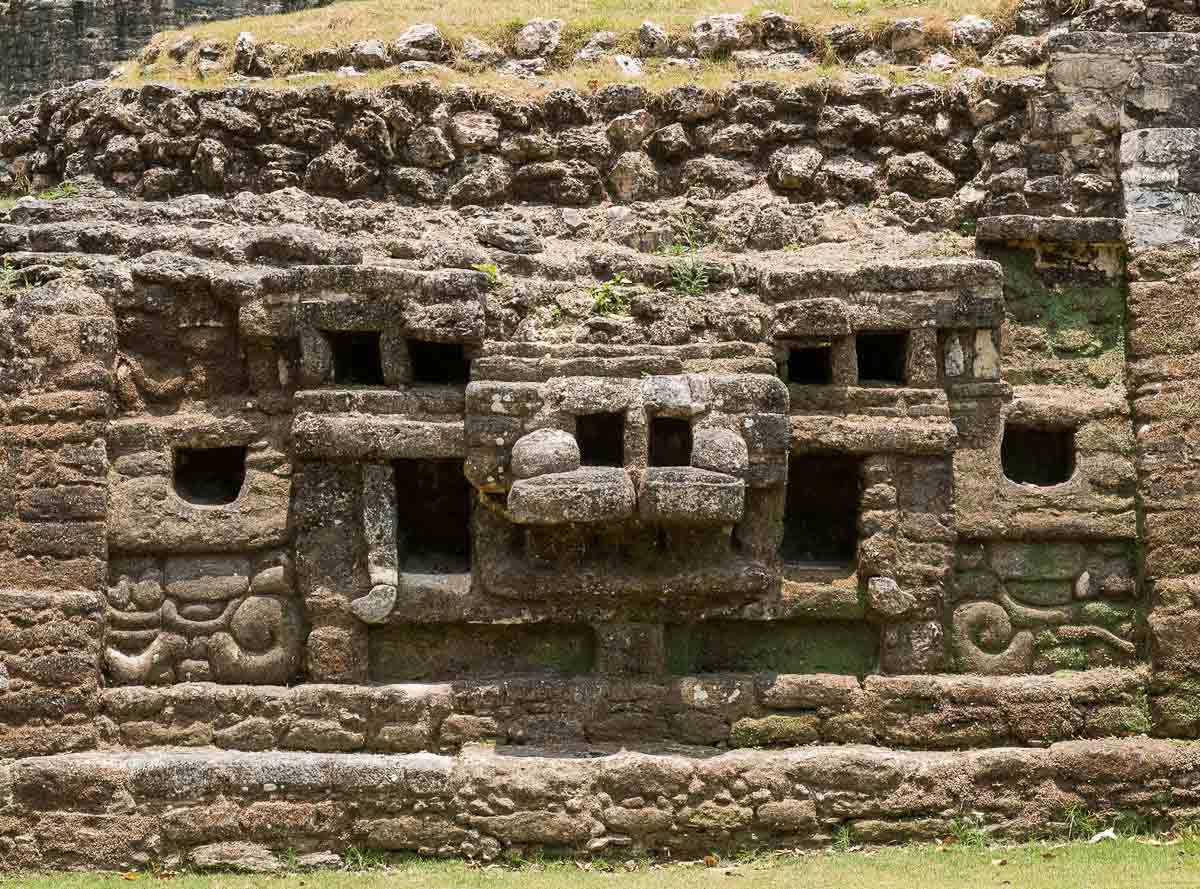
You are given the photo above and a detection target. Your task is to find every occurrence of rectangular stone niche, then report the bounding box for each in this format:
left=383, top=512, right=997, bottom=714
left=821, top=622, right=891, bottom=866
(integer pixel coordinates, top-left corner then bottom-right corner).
left=408, top=339, right=471, bottom=384
left=173, top=446, right=247, bottom=505
left=665, top=620, right=877, bottom=676
left=369, top=623, right=596, bottom=681
left=856, top=331, right=908, bottom=384
left=649, top=416, right=692, bottom=467
left=327, top=330, right=385, bottom=385
left=1002, top=423, right=1076, bottom=486
left=577, top=412, right=625, bottom=466
left=787, top=344, right=834, bottom=384
left=395, top=459, right=471, bottom=573
left=781, top=455, right=861, bottom=567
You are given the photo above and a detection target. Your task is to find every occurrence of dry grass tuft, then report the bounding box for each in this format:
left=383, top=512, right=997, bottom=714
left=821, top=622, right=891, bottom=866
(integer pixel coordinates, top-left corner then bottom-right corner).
left=148, top=0, right=1023, bottom=51
left=128, top=0, right=1024, bottom=87
left=114, top=54, right=1041, bottom=98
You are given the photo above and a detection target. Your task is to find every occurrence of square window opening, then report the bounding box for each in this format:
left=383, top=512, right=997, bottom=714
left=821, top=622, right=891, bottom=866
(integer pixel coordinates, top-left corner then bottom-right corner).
left=787, top=345, right=834, bottom=385
left=1001, top=424, right=1075, bottom=486
left=395, top=459, right=471, bottom=572
left=649, top=417, right=693, bottom=467
left=781, top=454, right=860, bottom=566
left=328, top=331, right=384, bottom=386
left=409, top=339, right=470, bottom=384
left=577, top=413, right=625, bottom=467
left=174, top=446, right=247, bottom=506
left=856, top=332, right=908, bottom=385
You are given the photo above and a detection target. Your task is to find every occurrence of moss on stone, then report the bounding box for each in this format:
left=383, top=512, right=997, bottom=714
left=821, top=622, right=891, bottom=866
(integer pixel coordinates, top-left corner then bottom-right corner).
left=1039, top=645, right=1092, bottom=671
left=1078, top=601, right=1138, bottom=629
left=1152, top=685, right=1200, bottom=737
left=1089, top=696, right=1152, bottom=737
left=988, top=245, right=1128, bottom=388
left=665, top=620, right=877, bottom=677
left=730, top=714, right=821, bottom=748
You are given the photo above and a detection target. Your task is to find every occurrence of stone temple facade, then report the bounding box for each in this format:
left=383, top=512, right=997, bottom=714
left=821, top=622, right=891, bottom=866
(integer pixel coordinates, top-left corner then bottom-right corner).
left=3, top=21, right=1200, bottom=873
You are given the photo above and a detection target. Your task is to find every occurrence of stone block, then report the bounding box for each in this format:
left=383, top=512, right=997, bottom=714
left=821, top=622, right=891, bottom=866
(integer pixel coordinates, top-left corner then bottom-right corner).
left=637, top=467, right=745, bottom=524
left=595, top=623, right=665, bottom=675
left=508, top=468, right=636, bottom=525
left=510, top=429, right=581, bottom=479
left=691, top=427, right=749, bottom=476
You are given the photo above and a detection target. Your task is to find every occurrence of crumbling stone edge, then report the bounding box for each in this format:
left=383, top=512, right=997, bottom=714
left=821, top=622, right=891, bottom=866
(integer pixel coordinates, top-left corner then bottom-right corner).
left=1, top=739, right=1197, bottom=869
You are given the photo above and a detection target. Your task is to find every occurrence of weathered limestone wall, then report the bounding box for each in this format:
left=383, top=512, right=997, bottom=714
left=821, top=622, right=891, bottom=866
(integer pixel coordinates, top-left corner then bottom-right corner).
left=1121, top=126, right=1200, bottom=734
left=0, top=75, right=1037, bottom=215
left=95, top=670, right=1149, bottom=753
left=0, top=270, right=115, bottom=758
left=0, top=0, right=332, bottom=109
left=1022, top=31, right=1200, bottom=218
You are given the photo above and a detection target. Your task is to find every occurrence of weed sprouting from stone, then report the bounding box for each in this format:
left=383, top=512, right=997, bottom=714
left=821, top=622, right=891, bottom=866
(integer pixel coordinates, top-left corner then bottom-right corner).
left=947, top=813, right=991, bottom=848
left=0, top=260, right=32, bottom=297
left=36, top=181, right=80, bottom=201
left=471, top=262, right=502, bottom=289
left=343, top=845, right=391, bottom=871
left=833, top=823, right=854, bottom=852
left=661, top=211, right=710, bottom=296
left=590, top=273, right=633, bottom=315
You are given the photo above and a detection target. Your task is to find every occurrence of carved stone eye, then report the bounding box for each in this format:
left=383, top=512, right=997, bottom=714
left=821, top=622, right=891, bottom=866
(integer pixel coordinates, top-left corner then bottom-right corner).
left=230, top=596, right=284, bottom=653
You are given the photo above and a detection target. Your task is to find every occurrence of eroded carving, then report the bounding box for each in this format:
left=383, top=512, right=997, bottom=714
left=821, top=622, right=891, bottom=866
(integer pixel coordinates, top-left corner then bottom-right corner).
left=105, top=552, right=301, bottom=685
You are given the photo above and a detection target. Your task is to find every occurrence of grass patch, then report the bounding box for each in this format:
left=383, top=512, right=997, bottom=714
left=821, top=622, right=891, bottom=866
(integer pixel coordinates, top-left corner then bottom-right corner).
left=1, top=178, right=81, bottom=210
left=34, top=181, right=81, bottom=201
left=119, top=0, right=1029, bottom=90
left=142, top=0, right=1022, bottom=58
left=114, top=50, right=1041, bottom=98
left=9, top=837, right=1200, bottom=889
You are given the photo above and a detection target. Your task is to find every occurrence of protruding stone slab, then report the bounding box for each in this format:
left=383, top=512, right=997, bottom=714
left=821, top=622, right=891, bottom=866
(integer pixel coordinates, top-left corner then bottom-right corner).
left=638, top=467, right=744, bottom=524
left=508, top=468, right=636, bottom=524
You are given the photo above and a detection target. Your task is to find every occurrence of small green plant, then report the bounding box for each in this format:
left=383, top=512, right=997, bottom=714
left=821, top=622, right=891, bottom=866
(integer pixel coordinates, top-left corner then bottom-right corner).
left=947, top=813, right=990, bottom=848
left=471, top=262, right=501, bottom=289
left=832, top=823, right=854, bottom=852
left=280, top=847, right=300, bottom=871
left=660, top=212, right=710, bottom=296
left=31, top=180, right=79, bottom=202
left=1061, top=803, right=1106, bottom=842
left=343, top=845, right=390, bottom=871
left=0, top=260, right=31, bottom=296
left=546, top=302, right=564, bottom=325
left=590, top=273, right=633, bottom=315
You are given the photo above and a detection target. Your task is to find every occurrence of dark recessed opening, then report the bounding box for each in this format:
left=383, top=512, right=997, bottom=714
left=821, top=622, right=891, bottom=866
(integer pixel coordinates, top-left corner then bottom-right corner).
left=395, top=459, right=471, bottom=572
left=577, top=413, right=625, bottom=467
left=781, top=454, right=860, bottom=565
left=328, top=331, right=384, bottom=386
left=649, top=416, right=693, bottom=467
left=788, top=345, right=834, bottom=384
left=408, top=339, right=470, bottom=384
left=856, top=331, right=908, bottom=385
left=174, top=446, right=247, bottom=506
left=1001, top=424, right=1075, bottom=486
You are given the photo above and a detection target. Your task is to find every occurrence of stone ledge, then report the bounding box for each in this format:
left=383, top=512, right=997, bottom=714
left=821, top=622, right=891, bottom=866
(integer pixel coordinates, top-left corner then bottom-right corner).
left=2, top=739, right=1198, bottom=868
left=88, top=670, right=1149, bottom=757
left=976, top=214, right=1126, bottom=244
